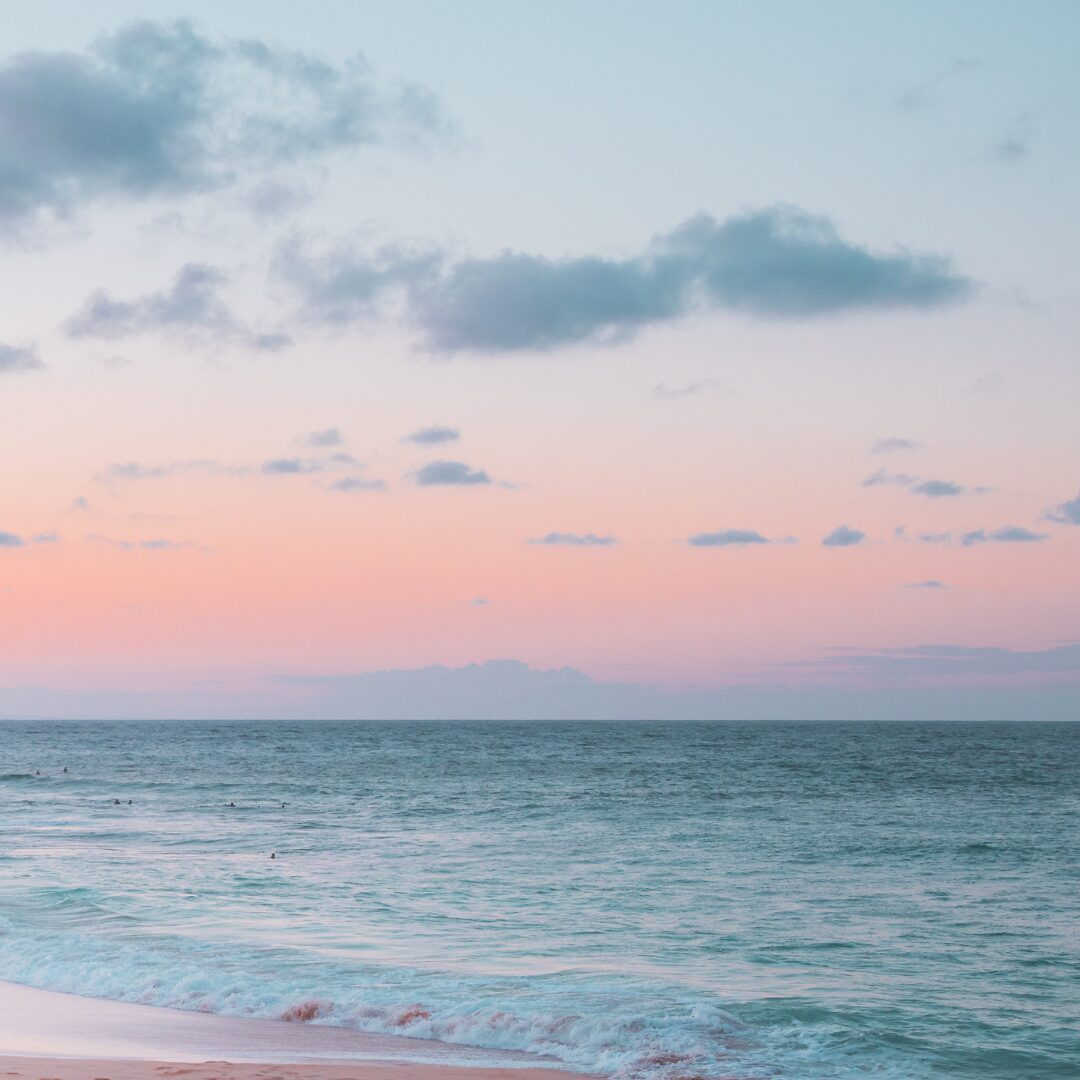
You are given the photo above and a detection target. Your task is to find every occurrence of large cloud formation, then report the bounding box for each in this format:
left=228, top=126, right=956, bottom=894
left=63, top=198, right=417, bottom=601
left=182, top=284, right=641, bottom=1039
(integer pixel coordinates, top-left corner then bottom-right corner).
left=0, top=20, right=446, bottom=232
left=278, top=206, right=973, bottom=353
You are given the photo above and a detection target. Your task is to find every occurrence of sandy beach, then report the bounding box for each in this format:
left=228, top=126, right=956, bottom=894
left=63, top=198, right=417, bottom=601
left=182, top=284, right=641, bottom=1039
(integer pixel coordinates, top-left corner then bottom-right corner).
left=0, top=982, right=592, bottom=1080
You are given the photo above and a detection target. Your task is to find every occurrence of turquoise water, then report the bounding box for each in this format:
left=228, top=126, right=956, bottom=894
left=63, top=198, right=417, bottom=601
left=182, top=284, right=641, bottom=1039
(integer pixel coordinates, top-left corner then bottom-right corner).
left=0, top=720, right=1077, bottom=1078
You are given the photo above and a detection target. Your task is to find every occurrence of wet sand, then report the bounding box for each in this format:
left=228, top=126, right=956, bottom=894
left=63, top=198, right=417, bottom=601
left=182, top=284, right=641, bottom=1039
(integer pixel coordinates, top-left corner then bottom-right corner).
left=0, top=982, right=591, bottom=1080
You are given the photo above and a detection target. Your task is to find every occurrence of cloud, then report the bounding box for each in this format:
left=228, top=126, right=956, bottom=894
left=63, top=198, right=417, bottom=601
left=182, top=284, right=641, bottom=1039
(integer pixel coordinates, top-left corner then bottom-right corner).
left=822, top=525, right=865, bottom=547
left=279, top=205, right=972, bottom=353
left=88, top=533, right=208, bottom=552
left=0, top=343, right=43, bottom=373
left=872, top=437, right=920, bottom=454
left=404, top=424, right=460, bottom=445
left=895, top=58, right=978, bottom=112
left=0, top=20, right=448, bottom=233
left=919, top=531, right=953, bottom=544
left=910, top=479, right=967, bottom=498
left=298, top=428, right=343, bottom=448
left=1044, top=491, right=1080, bottom=526
left=0, top=530, right=24, bottom=547
left=863, top=470, right=987, bottom=497
left=413, top=460, right=491, bottom=486
left=813, top=642, right=1080, bottom=679
left=469, top=597, right=490, bottom=607
left=97, top=459, right=241, bottom=482
left=31, top=532, right=60, bottom=543
left=902, top=580, right=947, bottom=589
left=530, top=532, right=617, bottom=547
left=960, top=526, right=1048, bottom=546
left=65, top=263, right=289, bottom=350
left=987, top=115, right=1034, bottom=164
left=263, top=453, right=357, bottom=474
left=687, top=529, right=770, bottom=547
left=329, top=476, right=385, bottom=493
left=653, top=379, right=721, bottom=399
left=863, top=468, right=918, bottom=488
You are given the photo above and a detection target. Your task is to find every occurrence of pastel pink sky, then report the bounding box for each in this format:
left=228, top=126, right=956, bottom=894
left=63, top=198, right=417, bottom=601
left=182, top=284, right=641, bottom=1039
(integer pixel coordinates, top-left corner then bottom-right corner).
left=0, top=4, right=1078, bottom=715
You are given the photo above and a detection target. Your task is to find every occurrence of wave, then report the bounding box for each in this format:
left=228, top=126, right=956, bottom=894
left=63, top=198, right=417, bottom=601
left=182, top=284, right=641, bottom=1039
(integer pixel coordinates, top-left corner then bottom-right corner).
left=0, top=915, right=934, bottom=1080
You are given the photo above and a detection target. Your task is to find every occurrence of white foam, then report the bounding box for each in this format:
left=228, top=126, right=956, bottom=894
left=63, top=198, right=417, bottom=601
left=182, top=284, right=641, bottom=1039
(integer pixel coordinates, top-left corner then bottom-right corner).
left=0, top=980, right=558, bottom=1067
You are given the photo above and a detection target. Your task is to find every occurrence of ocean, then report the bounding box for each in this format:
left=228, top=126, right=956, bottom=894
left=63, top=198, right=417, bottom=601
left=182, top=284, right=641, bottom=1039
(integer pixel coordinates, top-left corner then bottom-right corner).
left=0, top=720, right=1076, bottom=1079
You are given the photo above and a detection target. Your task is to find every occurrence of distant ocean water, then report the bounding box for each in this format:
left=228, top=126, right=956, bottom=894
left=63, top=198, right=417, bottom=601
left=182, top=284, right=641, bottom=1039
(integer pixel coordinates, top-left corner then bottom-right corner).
left=0, top=720, right=1077, bottom=1079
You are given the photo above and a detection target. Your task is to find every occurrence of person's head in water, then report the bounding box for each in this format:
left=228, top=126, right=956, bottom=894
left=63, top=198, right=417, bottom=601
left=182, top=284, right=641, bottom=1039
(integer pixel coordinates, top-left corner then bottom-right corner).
left=270, top=852, right=276, bottom=859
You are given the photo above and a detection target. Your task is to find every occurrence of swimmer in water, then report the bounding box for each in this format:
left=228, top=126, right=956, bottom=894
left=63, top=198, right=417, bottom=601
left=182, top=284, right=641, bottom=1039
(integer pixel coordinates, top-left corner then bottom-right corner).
left=270, top=852, right=276, bottom=859
left=113, top=798, right=121, bottom=805
left=228, top=801, right=236, bottom=808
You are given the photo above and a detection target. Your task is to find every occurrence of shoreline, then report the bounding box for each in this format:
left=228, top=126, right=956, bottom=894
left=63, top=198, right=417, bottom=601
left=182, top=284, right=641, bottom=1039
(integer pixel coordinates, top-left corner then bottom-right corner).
left=0, top=981, right=592, bottom=1079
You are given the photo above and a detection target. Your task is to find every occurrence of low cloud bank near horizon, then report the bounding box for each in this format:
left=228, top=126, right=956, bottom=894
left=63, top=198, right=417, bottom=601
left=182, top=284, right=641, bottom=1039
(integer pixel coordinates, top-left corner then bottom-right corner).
left=5, top=653, right=1079, bottom=721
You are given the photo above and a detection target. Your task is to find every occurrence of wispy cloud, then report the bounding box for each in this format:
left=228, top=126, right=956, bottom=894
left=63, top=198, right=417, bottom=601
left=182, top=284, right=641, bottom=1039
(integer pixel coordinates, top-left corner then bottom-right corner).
left=894, top=57, right=978, bottom=112
left=328, top=476, right=385, bottom=493
left=902, top=580, right=947, bottom=589
left=871, top=437, right=920, bottom=454
left=87, top=533, right=210, bottom=552
left=863, top=468, right=918, bottom=488
left=278, top=206, right=972, bottom=353
left=65, top=263, right=290, bottom=351
left=863, top=469, right=987, bottom=497
left=822, top=525, right=866, bottom=547
left=653, top=379, right=721, bottom=399
left=530, top=532, right=617, bottom=547
left=919, top=531, right=953, bottom=544
left=0, top=530, right=24, bottom=548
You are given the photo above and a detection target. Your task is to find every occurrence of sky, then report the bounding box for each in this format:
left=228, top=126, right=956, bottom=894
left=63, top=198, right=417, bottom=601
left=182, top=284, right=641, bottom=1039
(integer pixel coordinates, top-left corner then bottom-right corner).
left=1, top=1, right=1078, bottom=719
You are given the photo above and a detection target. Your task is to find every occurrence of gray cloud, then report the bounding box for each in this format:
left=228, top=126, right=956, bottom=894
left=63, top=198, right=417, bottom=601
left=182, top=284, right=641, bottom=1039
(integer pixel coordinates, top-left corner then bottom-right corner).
left=279, top=206, right=972, bottom=353
left=863, top=468, right=918, bottom=488
left=298, top=428, right=343, bottom=448
left=822, top=525, right=866, bottom=547
left=960, top=526, right=1048, bottom=546
left=864, top=470, right=987, bottom=498
left=413, top=460, right=491, bottom=486
left=910, top=479, right=967, bottom=498
left=902, top=580, right=947, bottom=589
left=0, top=343, right=43, bottom=373
left=1044, top=491, right=1080, bottom=526
left=531, top=532, right=616, bottom=547
left=0, top=20, right=447, bottom=232
left=687, top=529, right=770, bottom=547
left=65, top=263, right=289, bottom=350
left=404, top=424, right=460, bottom=445
left=0, top=530, right=24, bottom=547
left=920, top=531, right=953, bottom=544
left=262, top=453, right=356, bottom=475
left=329, top=476, right=385, bottom=493
left=872, top=437, right=920, bottom=454
left=31, top=532, right=60, bottom=543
